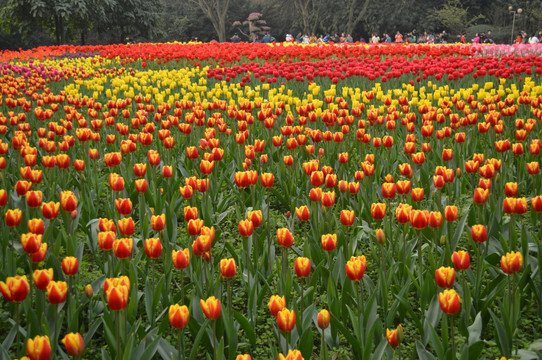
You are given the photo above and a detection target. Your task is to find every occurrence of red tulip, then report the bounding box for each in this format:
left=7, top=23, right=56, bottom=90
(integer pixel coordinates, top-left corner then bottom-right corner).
left=435, top=266, right=455, bottom=288
left=451, top=251, right=470, bottom=270
left=0, top=275, right=29, bottom=302
left=169, top=304, right=189, bottom=329
left=438, top=289, right=460, bottom=315
left=200, top=296, right=221, bottom=320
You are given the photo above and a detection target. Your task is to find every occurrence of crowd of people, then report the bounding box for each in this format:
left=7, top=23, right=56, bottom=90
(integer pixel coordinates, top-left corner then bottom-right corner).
left=230, top=29, right=542, bottom=45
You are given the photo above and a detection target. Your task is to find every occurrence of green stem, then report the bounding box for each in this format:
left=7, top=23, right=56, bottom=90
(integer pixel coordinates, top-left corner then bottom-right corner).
left=321, top=330, right=327, bottom=360
left=116, top=310, right=121, bottom=360
left=178, top=329, right=184, bottom=360
left=509, top=214, right=515, bottom=251
left=281, top=247, right=288, bottom=296
left=267, top=194, right=272, bottom=273
left=299, top=278, right=304, bottom=330
left=450, top=315, right=456, bottom=360
left=227, top=279, right=233, bottom=324
left=14, top=302, right=20, bottom=358
left=417, top=230, right=423, bottom=290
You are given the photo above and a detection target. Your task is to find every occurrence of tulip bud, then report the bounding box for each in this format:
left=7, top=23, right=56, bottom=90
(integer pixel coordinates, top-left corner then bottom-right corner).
left=85, top=284, right=94, bottom=298
left=375, top=228, right=385, bottom=244
left=317, top=309, right=330, bottom=329
left=62, top=332, right=85, bottom=357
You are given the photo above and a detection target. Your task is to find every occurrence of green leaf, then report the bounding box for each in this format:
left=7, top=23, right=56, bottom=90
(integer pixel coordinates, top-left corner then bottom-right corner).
left=489, top=310, right=510, bottom=356
left=83, top=318, right=103, bottom=345
left=467, top=313, right=482, bottom=345
left=189, top=319, right=210, bottom=360
left=330, top=312, right=362, bottom=357
left=298, top=327, right=313, bottom=359
left=416, top=341, right=438, bottom=360
left=233, top=310, right=256, bottom=347
left=136, top=334, right=162, bottom=360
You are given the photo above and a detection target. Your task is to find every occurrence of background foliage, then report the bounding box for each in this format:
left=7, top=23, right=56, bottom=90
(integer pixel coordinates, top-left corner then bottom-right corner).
left=0, top=0, right=541, bottom=48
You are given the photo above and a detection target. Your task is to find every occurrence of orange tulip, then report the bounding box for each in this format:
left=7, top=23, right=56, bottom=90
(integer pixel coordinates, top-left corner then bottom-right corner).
left=444, top=205, right=458, bottom=222
left=435, top=266, right=455, bottom=288
left=41, top=201, right=60, bottom=220
left=371, top=202, right=386, bottom=220
left=25, top=190, right=43, bottom=208
left=108, top=173, right=125, bottom=192
left=526, top=161, right=539, bottom=175
left=277, top=308, right=296, bottom=332
left=133, top=163, right=147, bottom=177
left=60, top=191, right=77, bottom=212
left=429, top=211, right=443, bottom=228
left=381, top=183, right=396, bottom=199
left=236, top=354, right=252, bottom=360
left=247, top=210, right=263, bottom=228
left=61, top=256, right=79, bottom=276
left=220, top=258, right=237, bottom=278
left=183, top=206, right=198, bottom=222
left=504, top=182, right=518, bottom=197
left=410, top=209, right=429, bottom=230
left=295, top=206, right=310, bottom=221
left=514, top=198, right=528, bottom=214
left=144, top=238, right=163, bottom=259
left=473, top=187, right=489, bottom=204
left=113, top=238, right=133, bottom=259
left=135, top=179, right=148, bottom=193
left=47, top=280, right=67, bottom=304
left=309, top=187, right=322, bottom=202
left=278, top=349, right=303, bottom=360
left=268, top=295, right=286, bottom=316
left=396, top=180, right=411, bottom=195
left=33, top=268, right=54, bottom=291
left=340, top=209, right=355, bottom=226
left=345, top=255, right=367, bottom=281
left=532, top=195, right=542, bottom=212
left=317, top=309, right=330, bottom=329
left=187, top=218, right=204, bottom=236
left=106, top=283, right=129, bottom=311
left=322, top=191, right=336, bottom=207
left=260, top=173, right=275, bottom=188
left=115, top=198, right=132, bottom=216
left=151, top=214, right=166, bottom=231
left=0, top=275, right=29, bottom=302
left=294, top=257, right=311, bottom=278
left=26, top=335, right=51, bottom=360
left=200, top=296, right=221, bottom=320
left=410, top=188, right=424, bottom=202
left=386, top=324, right=404, bottom=348
left=438, top=289, right=460, bottom=315
left=321, top=233, right=337, bottom=252
left=6, top=208, right=23, bottom=227
left=31, top=243, right=48, bottom=263
left=62, top=332, right=85, bottom=357
left=451, top=251, right=470, bottom=271
left=117, top=217, right=135, bottom=236
left=238, top=219, right=254, bottom=237
left=470, top=224, right=487, bottom=243
left=395, top=203, right=412, bottom=224
left=277, top=228, right=294, bottom=248
left=501, top=251, right=523, bottom=274
left=169, top=304, right=189, bottom=329
left=503, top=197, right=516, bottom=214
left=21, top=233, right=42, bottom=254
left=28, top=218, right=45, bottom=235
left=172, top=248, right=190, bottom=269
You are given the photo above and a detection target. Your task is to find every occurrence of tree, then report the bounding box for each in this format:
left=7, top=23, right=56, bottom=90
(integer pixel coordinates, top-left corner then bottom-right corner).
left=431, top=0, right=484, bottom=35
left=233, top=12, right=270, bottom=41
left=187, top=0, right=232, bottom=42
left=344, top=0, right=371, bottom=35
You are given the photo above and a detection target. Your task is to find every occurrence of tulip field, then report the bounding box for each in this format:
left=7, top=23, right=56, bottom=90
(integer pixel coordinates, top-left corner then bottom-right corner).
left=1, top=41, right=542, bottom=360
